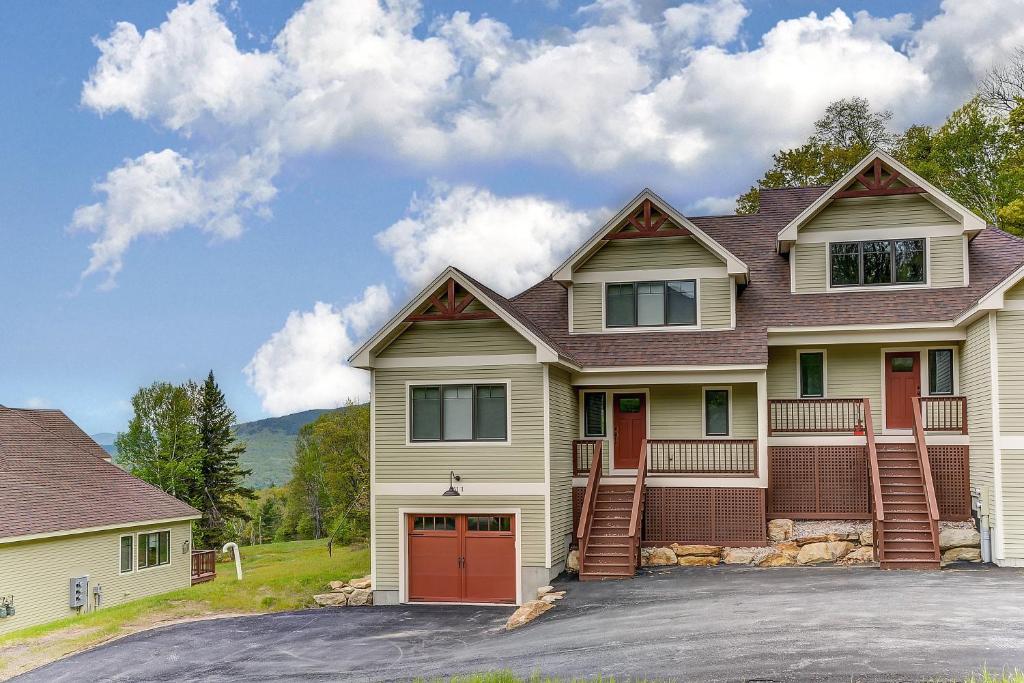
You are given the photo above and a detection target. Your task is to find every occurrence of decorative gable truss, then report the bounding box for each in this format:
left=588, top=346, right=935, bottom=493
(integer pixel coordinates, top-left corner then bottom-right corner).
left=605, top=198, right=693, bottom=240
left=405, top=279, right=498, bottom=322
left=834, top=158, right=924, bottom=199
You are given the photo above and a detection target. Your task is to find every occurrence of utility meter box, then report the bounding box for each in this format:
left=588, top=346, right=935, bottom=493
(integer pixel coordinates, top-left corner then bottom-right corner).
left=69, top=576, right=88, bottom=608
left=92, top=584, right=103, bottom=608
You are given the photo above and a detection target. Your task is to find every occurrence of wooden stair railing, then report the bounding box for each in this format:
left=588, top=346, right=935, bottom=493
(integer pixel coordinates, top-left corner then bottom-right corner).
left=627, top=439, right=649, bottom=569
left=575, top=440, right=603, bottom=575
left=862, top=398, right=886, bottom=563
left=911, top=396, right=943, bottom=565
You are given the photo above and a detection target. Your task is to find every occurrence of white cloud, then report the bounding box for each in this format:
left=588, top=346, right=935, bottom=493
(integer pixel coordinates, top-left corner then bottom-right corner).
left=375, top=185, right=598, bottom=296
left=687, top=195, right=737, bottom=215
left=70, top=148, right=277, bottom=288
left=664, top=0, right=749, bottom=46
left=24, top=397, right=50, bottom=409
left=244, top=285, right=392, bottom=415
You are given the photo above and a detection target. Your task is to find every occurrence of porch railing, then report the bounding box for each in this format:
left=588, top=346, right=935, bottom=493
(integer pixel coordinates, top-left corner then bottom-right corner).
left=646, top=439, right=757, bottom=476
left=768, top=398, right=865, bottom=435
left=572, top=439, right=602, bottom=476
left=191, top=549, right=217, bottom=585
left=920, top=396, right=968, bottom=434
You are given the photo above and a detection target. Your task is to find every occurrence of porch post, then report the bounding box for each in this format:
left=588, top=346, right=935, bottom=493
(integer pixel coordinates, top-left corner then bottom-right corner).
left=757, top=371, right=769, bottom=486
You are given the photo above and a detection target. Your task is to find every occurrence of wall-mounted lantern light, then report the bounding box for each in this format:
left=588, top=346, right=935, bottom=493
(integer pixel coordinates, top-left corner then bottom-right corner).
left=443, top=470, right=461, bottom=496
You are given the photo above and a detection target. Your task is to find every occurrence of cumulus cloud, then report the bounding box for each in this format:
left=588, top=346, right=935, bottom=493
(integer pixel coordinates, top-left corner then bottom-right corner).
left=687, top=195, right=738, bottom=215
left=75, top=0, right=1024, bottom=285
left=244, top=285, right=392, bottom=414
left=375, top=185, right=598, bottom=296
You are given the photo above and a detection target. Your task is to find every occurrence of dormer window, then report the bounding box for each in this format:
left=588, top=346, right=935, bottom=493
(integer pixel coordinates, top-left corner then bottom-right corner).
left=829, top=239, right=925, bottom=287
left=606, top=280, right=697, bottom=328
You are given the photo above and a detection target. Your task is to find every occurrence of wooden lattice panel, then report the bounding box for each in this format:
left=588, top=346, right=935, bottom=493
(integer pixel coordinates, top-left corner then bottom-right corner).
left=572, top=487, right=584, bottom=534
left=768, top=446, right=870, bottom=519
left=928, top=445, right=972, bottom=520
left=644, top=487, right=765, bottom=547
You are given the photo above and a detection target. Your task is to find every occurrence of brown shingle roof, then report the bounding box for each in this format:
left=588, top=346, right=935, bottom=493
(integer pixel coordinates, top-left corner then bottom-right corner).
left=0, top=407, right=200, bottom=541
left=505, top=186, right=1024, bottom=367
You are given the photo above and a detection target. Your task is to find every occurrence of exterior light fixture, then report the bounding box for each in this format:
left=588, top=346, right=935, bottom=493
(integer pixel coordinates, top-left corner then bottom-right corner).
left=443, top=470, right=461, bottom=496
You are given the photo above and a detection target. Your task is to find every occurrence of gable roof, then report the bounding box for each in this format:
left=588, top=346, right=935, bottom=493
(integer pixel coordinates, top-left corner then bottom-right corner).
left=0, top=407, right=200, bottom=543
left=776, top=149, right=987, bottom=252
left=348, top=266, right=571, bottom=369
left=551, top=188, right=750, bottom=284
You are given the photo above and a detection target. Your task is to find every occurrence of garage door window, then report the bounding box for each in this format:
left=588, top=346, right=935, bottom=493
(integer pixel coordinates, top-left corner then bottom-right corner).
left=467, top=515, right=512, bottom=532
left=410, top=384, right=508, bottom=442
left=412, top=515, right=456, bottom=531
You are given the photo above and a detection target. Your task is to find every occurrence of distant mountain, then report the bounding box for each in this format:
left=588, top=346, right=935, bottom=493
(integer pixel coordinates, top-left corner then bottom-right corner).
left=92, top=407, right=346, bottom=490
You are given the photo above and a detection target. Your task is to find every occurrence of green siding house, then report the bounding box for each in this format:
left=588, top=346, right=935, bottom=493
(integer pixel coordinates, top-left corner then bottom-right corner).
left=0, top=407, right=201, bottom=635
left=351, top=150, right=1024, bottom=605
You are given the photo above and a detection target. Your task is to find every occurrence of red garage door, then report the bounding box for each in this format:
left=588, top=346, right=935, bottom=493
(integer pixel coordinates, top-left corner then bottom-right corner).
left=407, top=514, right=516, bottom=604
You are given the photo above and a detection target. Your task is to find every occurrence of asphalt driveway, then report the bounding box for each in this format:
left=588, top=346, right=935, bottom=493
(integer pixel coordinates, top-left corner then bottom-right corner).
left=18, top=564, right=1024, bottom=682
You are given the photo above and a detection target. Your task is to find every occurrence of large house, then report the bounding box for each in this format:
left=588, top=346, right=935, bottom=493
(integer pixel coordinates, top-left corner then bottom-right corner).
left=0, top=407, right=202, bottom=635
left=350, top=150, right=1024, bottom=606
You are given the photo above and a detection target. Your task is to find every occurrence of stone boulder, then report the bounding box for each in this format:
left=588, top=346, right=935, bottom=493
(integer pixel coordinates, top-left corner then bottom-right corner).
left=566, top=550, right=580, bottom=572
left=541, top=591, right=565, bottom=604
left=757, top=551, right=796, bottom=567
left=939, top=528, right=981, bottom=551
left=797, top=541, right=855, bottom=565
left=677, top=555, right=720, bottom=567
left=645, top=547, right=678, bottom=566
left=506, top=600, right=553, bottom=630
left=670, top=544, right=722, bottom=558
left=859, top=529, right=873, bottom=547
left=773, top=541, right=801, bottom=560
left=347, top=588, right=373, bottom=606
left=328, top=580, right=347, bottom=592
left=767, top=519, right=794, bottom=543
left=838, top=546, right=874, bottom=565
left=536, top=585, right=554, bottom=599
left=722, top=548, right=757, bottom=565
left=942, top=546, right=982, bottom=564
left=349, top=576, right=372, bottom=590
left=794, top=534, right=830, bottom=547
left=313, top=592, right=349, bottom=607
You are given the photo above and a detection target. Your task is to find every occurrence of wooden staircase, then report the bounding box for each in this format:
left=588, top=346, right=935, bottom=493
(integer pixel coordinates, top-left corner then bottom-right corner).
left=576, top=440, right=648, bottom=581
left=865, top=397, right=942, bottom=570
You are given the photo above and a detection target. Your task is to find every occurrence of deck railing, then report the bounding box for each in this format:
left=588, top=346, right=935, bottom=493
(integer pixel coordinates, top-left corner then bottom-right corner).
left=646, top=439, right=757, bottom=476
left=768, top=398, right=866, bottom=434
left=920, top=396, right=968, bottom=434
left=572, top=439, right=603, bottom=476
left=191, top=550, right=217, bottom=585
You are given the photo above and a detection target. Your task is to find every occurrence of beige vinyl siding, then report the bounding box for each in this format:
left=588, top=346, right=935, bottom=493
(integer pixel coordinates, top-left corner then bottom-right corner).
left=548, top=367, right=577, bottom=567
left=1001, top=450, right=1024, bottom=558
left=1006, top=281, right=1024, bottom=300
left=572, top=282, right=603, bottom=333
left=793, top=243, right=827, bottom=293
left=997, top=311, right=1024, bottom=436
left=767, top=347, right=798, bottom=398
left=374, top=364, right=545, bottom=483
left=373, top=495, right=546, bottom=591
left=930, top=235, right=966, bottom=288
left=649, top=384, right=757, bottom=439
left=378, top=320, right=534, bottom=357
left=577, top=236, right=723, bottom=272
left=699, top=278, right=732, bottom=329
left=802, top=195, right=957, bottom=232
left=961, top=317, right=993, bottom=490
left=0, top=521, right=192, bottom=636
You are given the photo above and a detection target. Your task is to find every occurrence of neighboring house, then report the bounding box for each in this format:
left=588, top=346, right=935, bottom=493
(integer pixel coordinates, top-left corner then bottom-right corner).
left=350, top=150, right=1024, bottom=606
left=0, top=406, right=201, bottom=635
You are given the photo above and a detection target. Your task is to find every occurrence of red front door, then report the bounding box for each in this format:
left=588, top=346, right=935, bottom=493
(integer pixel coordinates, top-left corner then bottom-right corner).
left=613, top=393, right=647, bottom=469
left=407, top=514, right=515, bottom=603
left=885, top=352, right=921, bottom=429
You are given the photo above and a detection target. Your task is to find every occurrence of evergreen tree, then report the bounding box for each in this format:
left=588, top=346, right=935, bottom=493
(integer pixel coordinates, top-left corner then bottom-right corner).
left=194, top=370, right=255, bottom=548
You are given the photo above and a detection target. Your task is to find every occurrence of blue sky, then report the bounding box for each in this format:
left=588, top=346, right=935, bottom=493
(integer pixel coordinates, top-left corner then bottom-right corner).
left=0, top=0, right=1014, bottom=434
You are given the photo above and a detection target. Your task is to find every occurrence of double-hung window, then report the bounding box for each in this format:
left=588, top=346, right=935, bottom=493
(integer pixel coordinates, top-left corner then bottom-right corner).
left=410, top=384, right=508, bottom=442
left=137, top=531, right=170, bottom=570
left=703, top=388, right=730, bottom=437
left=928, top=349, right=954, bottom=396
left=606, top=280, right=696, bottom=328
left=119, top=535, right=133, bottom=573
left=830, top=239, right=926, bottom=287
left=799, top=351, right=825, bottom=398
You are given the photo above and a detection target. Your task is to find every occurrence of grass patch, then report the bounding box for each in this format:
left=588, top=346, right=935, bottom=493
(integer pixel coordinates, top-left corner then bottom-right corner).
left=0, top=540, right=368, bottom=680
left=965, top=669, right=1024, bottom=683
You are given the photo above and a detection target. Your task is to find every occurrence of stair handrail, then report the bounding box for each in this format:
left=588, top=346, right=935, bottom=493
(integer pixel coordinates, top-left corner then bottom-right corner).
left=911, top=396, right=941, bottom=523
left=575, top=440, right=603, bottom=571
left=628, top=438, right=649, bottom=568
left=862, top=398, right=885, bottom=525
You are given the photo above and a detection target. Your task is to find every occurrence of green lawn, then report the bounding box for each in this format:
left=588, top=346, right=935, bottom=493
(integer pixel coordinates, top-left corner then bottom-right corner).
left=0, top=540, right=369, bottom=680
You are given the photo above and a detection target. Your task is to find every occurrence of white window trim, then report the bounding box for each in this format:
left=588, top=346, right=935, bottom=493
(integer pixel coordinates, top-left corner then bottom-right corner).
left=824, top=238, right=931, bottom=293
left=601, top=279, right=702, bottom=333
left=404, top=379, right=513, bottom=447
left=118, top=533, right=134, bottom=575
left=136, top=529, right=172, bottom=571
left=796, top=349, right=827, bottom=398
left=701, top=386, right=732, bottom=438
left=877, top=346, right=960, bottom=433
left=581, top=391, right=608, bottom=438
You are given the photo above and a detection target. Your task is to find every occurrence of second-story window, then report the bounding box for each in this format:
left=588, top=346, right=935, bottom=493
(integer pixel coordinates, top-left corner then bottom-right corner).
left=830, top=239, right=926, bottom=287
left=606, top=280, right=696, bottom=328
left=410, top=384, right=508, bottom=442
